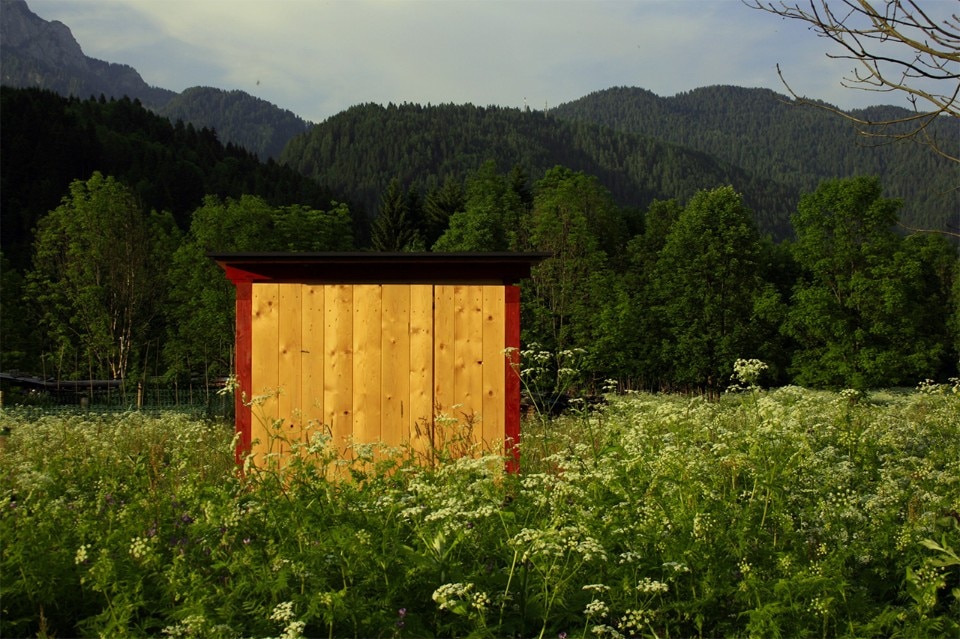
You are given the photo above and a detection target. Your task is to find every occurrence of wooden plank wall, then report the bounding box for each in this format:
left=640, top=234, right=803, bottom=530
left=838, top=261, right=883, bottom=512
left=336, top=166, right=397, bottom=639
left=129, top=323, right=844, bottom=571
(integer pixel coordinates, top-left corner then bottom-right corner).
left=248, top=283, right=507, bottom=464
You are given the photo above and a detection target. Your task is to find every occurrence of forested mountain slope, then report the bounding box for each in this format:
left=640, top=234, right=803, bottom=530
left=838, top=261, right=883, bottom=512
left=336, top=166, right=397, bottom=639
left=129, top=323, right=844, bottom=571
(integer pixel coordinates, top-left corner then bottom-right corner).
left=279, top=102, right=799, bottom=238
left=0, top=87, right=340, bottom=270
left=156, top=87, right=312, bottom=160
left=550, top=86, right=958, bottom=235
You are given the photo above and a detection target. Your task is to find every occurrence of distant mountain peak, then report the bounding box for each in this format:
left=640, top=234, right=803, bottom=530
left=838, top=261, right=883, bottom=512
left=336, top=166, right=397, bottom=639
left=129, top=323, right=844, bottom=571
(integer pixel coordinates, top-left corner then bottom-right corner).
left=1, top=0, right=83, bottom=63
left=0, top=0, right=174, bottom=106
left=0, top=0, right=309, bottom=159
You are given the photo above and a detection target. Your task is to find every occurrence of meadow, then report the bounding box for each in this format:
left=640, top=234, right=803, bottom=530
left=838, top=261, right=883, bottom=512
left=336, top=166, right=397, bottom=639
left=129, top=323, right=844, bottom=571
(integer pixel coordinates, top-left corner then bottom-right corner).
left=1, top=382, right=958, bottom=638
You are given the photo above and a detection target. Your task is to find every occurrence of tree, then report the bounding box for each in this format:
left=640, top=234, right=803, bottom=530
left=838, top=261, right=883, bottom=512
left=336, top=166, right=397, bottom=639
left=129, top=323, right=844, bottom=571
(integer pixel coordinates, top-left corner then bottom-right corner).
left=163, top=195, right=275, bottom=382
left=785, top=176, right=948, bottom=388
left=744, top=0, right=960, bottom=164
left=621, top=200, right=684, bottom=388
left=163, top=195, right=355, bottom=381
left=422, top=175, right=466, bottom=247
left=27, top=172, right=170, bottom=382
left=370, top=178, right=423, bottom=251
left=900, top=232, right=960, bottom=379
left=651, top=186, right=779, bottom=392
left=273, top=203, right=355, bottom=252
left=523, top=167, right=627, bottom=376
left=0, top=252, right=35, bottom=372
left=432, top=161, right=526, bottom=252
left=951, top=260, right=960, bottom=367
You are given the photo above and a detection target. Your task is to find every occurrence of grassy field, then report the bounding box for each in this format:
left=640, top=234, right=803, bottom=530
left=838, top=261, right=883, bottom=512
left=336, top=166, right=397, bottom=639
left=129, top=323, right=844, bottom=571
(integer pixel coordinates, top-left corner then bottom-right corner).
left=1, top=384, right=958, bottom=638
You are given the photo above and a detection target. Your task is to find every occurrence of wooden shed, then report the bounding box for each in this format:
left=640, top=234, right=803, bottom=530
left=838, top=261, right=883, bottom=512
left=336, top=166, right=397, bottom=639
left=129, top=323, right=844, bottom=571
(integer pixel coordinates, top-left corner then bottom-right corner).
left=212, top=252, right=546, bottom=470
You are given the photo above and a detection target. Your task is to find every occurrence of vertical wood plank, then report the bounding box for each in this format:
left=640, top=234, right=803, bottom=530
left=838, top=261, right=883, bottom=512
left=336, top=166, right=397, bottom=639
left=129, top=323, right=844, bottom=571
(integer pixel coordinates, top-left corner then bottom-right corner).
left=409, top=284, right=435, bottom=458
left=433, top=285, right=456, bottom=451
left=277, top=284, right=302, bottom=458
left=324, top=284, right=353, bottom=457
left=481, top=286, right=506, bottom=450
left=381, top=285, right=410, bottom=449
left=353, top=285, right=382, bottom=448
left=300, top=284, right=325, bottom=438
left=454, top=285, right=484, bottom=446
left=504, top=285, right=522, bottom=472
left=251, top=283, right=280, bottom=463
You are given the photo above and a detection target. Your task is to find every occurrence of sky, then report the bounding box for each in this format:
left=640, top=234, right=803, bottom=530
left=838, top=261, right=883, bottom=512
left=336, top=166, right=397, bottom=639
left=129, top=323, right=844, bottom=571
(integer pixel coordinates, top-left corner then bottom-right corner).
left=26, top=0, right=954, bottom=123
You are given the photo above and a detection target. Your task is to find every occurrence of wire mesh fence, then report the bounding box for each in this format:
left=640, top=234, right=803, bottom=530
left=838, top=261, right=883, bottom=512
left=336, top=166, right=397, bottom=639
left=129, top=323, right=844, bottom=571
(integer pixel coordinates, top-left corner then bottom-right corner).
left=0, top=377, right=233, bottom=421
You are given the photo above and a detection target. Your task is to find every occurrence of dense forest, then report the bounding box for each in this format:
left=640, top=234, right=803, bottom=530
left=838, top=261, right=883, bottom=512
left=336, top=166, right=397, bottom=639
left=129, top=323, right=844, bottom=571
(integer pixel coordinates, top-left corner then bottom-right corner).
left=551, top=86, right=959, bottom=235
left=155, top=87, right=313, bottom=161
left=0, top=87, right=342, bottom=270
left=1, top=86, right=957, bottom=397
left=281, top=87, right=958, bottom=240
left=281, top=102, right=799, bottom=240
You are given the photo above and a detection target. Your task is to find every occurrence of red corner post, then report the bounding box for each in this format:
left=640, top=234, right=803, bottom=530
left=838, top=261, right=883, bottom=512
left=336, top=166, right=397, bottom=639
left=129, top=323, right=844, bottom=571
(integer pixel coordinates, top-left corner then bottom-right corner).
left=504, top=285, right=521, bottom=472
left=228, top=273, right=253, bottom=467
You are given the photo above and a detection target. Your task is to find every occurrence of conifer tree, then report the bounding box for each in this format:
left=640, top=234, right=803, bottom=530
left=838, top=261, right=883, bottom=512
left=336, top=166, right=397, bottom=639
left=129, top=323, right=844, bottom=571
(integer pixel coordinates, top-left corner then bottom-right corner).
left=370, top=178, right=422, bottom=251
left=422, top=176, right=465, bottom=247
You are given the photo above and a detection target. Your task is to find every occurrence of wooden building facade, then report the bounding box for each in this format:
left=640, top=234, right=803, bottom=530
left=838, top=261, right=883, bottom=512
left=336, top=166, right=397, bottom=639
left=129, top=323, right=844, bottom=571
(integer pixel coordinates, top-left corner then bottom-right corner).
left=213, top=253, right=545, bottom=470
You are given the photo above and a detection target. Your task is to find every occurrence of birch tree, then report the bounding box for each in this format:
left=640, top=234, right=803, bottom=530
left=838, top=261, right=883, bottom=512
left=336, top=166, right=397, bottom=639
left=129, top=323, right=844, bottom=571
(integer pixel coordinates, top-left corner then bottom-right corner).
left=29, top=172, right=168, bottom=381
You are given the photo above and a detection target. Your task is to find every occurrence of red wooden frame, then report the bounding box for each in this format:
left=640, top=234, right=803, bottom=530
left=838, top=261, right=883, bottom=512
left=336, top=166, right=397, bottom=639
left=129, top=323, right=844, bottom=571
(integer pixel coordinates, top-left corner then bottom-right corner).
left=232, top=279, right=253, bottom=467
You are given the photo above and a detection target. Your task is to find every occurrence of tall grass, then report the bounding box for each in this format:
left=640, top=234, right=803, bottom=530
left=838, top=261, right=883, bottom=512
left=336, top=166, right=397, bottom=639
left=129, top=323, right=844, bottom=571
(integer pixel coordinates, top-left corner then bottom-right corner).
left=1, top=384, right=958, bottom=637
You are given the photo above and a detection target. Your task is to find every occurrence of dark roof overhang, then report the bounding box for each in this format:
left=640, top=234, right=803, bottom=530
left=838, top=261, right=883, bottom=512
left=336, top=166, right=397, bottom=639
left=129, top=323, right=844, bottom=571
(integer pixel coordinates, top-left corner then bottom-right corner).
left=210, top=252, right=550, bottom=285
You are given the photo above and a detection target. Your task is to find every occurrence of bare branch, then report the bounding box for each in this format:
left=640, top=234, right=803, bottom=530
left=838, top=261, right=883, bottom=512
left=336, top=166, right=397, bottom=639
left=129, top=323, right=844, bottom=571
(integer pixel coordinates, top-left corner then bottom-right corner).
left=898, top=221, right=960, bottom=239
left=744, top=0, right=960, bottom=164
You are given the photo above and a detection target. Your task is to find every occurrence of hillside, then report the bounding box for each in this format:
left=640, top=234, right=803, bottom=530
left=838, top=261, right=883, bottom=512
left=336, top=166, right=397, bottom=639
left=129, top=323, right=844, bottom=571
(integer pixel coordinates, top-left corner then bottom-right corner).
left=550, top=86, right=958, bottom=235
left=156, top=87, right=312, bottom=161
left=279, top=102, right=799, bottom=238
left=0, top=87, right=340, bottom=270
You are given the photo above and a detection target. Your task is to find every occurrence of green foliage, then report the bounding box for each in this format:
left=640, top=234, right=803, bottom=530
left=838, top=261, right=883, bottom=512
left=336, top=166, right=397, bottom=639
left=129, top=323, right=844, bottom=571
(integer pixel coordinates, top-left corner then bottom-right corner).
left=2, top=83, right=956, bottom=392
left=156, top=86, right=312, bottom=161
left=0, top=252, right=34, bottom=372
left=0, top=87, right=336, bottom=271
left=614, top=200, right=685, bottom=387
left=433, top=161, right=526, bottom=252
left=523, top=167, right=625, bottom=375
left=551, top=85, right=959, bottom=238
left=3, top=387, right=958, bottom=637
left=951, top=260, right=960, bottom=359
left=164, top=195, right=354, bottom=380
left=370, top=178, right=423, bottom=251
left=786, top=177, right=948, bottom=388
left=26, top=172, right=173, bottom=382
left=422, top=174, right=466, bottom=247
left=279, top=101, right=797, bottom=238
left=652, top=186, right=781, bottom=392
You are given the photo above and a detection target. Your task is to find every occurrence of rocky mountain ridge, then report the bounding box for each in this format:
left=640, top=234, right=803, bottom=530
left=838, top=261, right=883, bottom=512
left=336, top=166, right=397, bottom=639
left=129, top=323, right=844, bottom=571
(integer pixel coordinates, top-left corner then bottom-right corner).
left=0, top=0, right=305, bottom=159
left=0, top=0, right=175, bottom=106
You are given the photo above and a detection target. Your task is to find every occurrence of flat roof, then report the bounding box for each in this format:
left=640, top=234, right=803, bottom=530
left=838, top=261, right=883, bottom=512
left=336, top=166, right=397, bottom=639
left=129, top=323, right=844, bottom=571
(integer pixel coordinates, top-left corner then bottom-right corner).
left=211, top=252, right=550, bottom=284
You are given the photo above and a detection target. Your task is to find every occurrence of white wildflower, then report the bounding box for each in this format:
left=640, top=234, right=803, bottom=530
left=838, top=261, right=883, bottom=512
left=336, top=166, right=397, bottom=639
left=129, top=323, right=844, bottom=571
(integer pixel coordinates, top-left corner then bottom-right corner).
left=584, top=599, right=609, bottom=618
